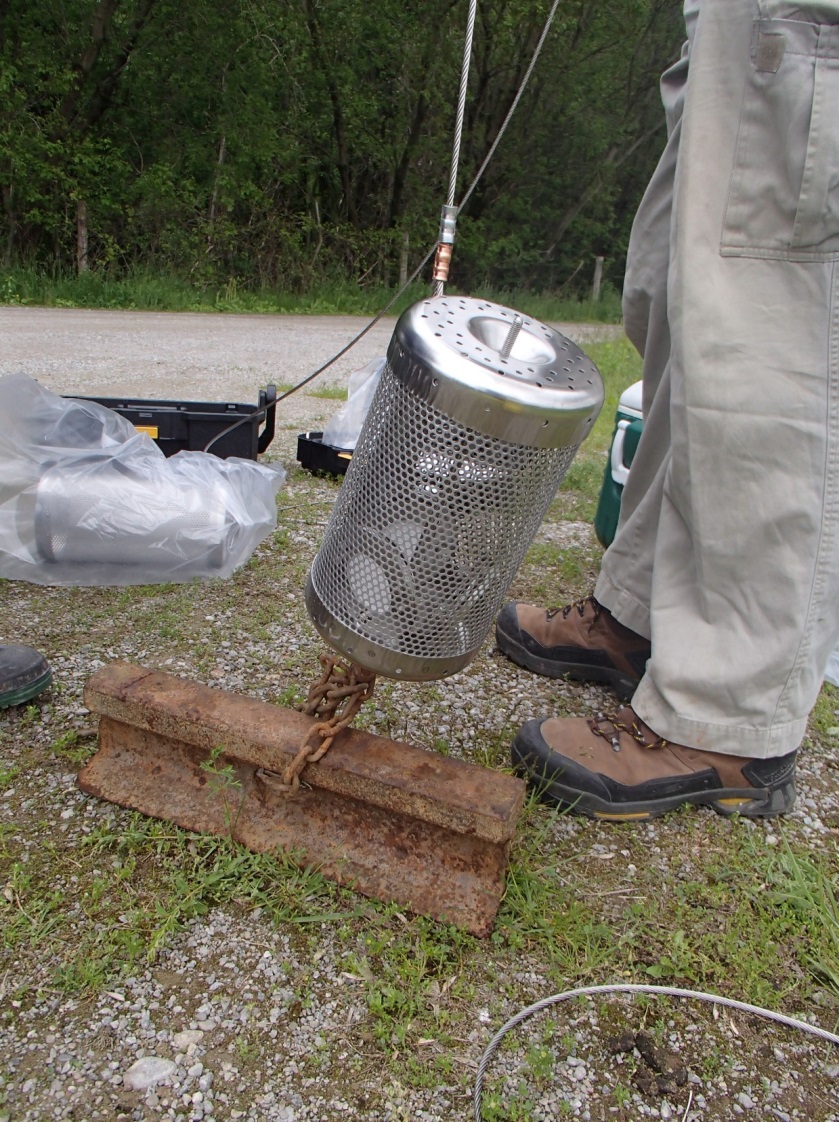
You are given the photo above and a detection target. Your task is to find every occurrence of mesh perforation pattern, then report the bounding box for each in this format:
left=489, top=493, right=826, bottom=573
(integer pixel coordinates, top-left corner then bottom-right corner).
left=307, top=360, right=579, bottom=680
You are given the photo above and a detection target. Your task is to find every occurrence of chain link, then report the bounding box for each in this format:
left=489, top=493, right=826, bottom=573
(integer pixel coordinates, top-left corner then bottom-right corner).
left=257, top=655, right=376, bottom=797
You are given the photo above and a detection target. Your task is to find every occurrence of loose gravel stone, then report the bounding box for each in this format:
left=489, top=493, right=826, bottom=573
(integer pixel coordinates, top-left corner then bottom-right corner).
left=122, top=1057, right=178, bottom=1091
left=173, top=1030, right=205, bottom=1051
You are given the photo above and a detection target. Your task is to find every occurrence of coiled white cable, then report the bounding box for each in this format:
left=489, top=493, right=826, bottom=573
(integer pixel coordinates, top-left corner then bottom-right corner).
left=474, top=983, right=839, bottom=1122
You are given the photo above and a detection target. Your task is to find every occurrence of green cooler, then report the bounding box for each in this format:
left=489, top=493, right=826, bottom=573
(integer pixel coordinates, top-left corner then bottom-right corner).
left=594, top=380, right=643, bottom=549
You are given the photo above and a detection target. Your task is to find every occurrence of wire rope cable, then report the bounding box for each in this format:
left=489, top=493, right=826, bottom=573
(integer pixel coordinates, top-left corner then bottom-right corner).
left=204, top=0, right=564, bottom=456
left=459, top=0, right=561, bottom=214
left=433, top=0, right=478, bottom=298
left=473, top=982, right=839, bottom=1122
left=446, top=0, right=478, bottom=213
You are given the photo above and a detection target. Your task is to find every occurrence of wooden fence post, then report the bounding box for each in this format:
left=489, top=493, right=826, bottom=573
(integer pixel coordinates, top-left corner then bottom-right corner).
left=591, top=255, right=604, bottom=302
left=399, top=231, right=409, bottom=289
left=76, top=200, right=89, bottom=274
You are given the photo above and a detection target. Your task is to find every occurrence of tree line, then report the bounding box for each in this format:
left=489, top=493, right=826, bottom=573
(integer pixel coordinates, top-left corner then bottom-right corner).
left=0, top=0, right=684, bottom=297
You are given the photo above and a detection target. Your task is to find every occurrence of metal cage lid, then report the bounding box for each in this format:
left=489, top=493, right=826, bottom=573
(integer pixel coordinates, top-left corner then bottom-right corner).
left=388, top=296, right=604, bottom=449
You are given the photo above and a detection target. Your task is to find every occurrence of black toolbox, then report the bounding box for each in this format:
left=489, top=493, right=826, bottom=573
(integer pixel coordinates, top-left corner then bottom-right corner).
left=296, top=431, right=353, bottom=476
left=72, top=385, right=277, bottom=460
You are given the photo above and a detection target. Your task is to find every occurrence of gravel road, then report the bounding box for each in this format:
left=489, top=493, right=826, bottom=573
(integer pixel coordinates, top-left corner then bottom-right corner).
left=0, top=304, right=621, bottom=468
left=0, top=305, right=620, bottom=424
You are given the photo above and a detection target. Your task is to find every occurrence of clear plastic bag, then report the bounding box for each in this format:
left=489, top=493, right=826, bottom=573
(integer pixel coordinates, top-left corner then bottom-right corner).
left=825, top=644, right=839, bottom=687
left=321, top=358, right=386, bottom=450
left=0, top=372, right=285, bottom=586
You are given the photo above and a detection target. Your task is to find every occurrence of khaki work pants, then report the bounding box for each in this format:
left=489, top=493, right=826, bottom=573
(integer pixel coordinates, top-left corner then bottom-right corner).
left=595, top=0, right=839, bottom=758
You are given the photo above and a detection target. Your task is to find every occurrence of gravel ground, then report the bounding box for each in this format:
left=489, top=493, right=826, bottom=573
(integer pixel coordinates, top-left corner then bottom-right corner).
left=0, top=305, right=621, bottom=403
left=1, top=309, right=839, bottom=1122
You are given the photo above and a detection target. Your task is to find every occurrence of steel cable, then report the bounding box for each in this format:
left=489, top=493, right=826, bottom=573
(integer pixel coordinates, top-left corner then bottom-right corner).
left=272, top=0, right=564, bottom=406
left=446, top=0, right=478, bottom=212
left=433, top=0, right=478, bottom=298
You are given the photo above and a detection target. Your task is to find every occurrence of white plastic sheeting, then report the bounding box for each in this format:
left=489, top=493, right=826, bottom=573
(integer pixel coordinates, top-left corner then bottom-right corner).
left=0, top=373, right=285, bottom=586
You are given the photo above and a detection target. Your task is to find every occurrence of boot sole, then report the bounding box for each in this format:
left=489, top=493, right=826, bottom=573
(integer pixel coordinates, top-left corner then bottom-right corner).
left=496, top=625, right=640, bottom=702
left=0, top=668, right=53, bottom=709
left=512, top=741, right=796, bottom=821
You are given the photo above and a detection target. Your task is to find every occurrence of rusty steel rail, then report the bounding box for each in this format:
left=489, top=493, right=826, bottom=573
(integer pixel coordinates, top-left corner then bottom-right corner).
left=80, top=662, right=526, bottom=936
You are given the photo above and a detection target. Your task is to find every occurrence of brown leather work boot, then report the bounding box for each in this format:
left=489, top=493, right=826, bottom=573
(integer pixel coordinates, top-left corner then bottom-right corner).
left=495, top=597, right=651, bottom=700
left=511, top=707, right=797, bottom=820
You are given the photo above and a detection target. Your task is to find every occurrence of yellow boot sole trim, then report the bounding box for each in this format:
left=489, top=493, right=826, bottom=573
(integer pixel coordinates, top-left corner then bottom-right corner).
left=593, top=810, right=652, bottom=820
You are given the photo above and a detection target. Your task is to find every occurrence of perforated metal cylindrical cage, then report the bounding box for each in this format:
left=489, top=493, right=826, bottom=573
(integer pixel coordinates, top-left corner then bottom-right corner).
left=306, top=296, right=604, bottom=680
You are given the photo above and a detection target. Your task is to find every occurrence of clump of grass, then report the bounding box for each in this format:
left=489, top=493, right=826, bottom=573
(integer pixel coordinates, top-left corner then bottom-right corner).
left=50, top=729, right=97, bottom=768
left=761, top=837, right=839, bottom=995
left=804, top=681, right=839, bottom=741
left=2, top=816, right=366, bottom=996
left=467, top=284, right=624, bottom=324
left=200, top=744, right=246, bottom=837
left=307, top=385, right=348, bottom=401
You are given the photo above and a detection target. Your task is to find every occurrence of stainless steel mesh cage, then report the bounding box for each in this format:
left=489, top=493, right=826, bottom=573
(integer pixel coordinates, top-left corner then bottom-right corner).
left=306, top=296, right=604, bottom=680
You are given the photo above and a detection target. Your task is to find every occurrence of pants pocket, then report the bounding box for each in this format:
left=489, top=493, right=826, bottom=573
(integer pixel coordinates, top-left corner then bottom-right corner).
left=721, top=18, right=839, bottom=261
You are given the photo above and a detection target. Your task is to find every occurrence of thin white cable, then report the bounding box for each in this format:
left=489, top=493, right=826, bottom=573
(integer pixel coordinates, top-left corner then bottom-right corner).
left=473, top=982, right=839, bottom=1122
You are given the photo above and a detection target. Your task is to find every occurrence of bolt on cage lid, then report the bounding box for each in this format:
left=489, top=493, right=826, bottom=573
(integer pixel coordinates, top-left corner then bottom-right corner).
left=388, top=296, right=603, bottom=449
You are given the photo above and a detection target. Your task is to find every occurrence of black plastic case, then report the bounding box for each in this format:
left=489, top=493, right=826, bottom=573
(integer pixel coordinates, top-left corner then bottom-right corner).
left=71, top=386, right=277, bottom=460
left=296, top=431, right=352, bottom=475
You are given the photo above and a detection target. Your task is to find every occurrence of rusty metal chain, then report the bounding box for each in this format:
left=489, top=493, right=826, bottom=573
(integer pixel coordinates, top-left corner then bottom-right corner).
left=257, top=655, right=376, bottom=797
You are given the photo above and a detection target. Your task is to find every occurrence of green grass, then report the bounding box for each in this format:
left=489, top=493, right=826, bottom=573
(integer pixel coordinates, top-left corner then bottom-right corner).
left=762, top=838, right=839, bottom=992
left=0, top=268, right=430, bottom=317
left=1, top=814, right=366, bottom=995
left=308, top=385, right=349, bottom=400
left=0, top=764, right=19, bottom=789
left=473, top=283, right=624, bottom=324
left=0, top=266, right=624, bottom=323
left=10, top=749, right=835, bottom=1053
left=49, top=729, right=98, bottom=768
left=531, top=334, right=643, bottom=525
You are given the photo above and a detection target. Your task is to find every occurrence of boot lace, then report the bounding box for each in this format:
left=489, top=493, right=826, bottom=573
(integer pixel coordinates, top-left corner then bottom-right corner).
left=546, top=596, right=600, bottom=622
left=588, top=711, right=668, bottom=754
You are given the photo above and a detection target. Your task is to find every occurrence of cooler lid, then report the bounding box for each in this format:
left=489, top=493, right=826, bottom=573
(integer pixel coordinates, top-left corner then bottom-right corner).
left=618, top=379, right=643, bottom=417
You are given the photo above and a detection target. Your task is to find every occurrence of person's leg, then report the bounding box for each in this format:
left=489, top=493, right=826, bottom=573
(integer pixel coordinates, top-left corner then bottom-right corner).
left=0, top=645, right=52, bottom=708
left=493, top=128, right=676, bottom=694
left=635, top=0, right=839, bottom=758
left=495, top=8, right=698, bottom=691
left=514, top=0, right=839, bottom=816
left=593, top=7, right=700, bottom=634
